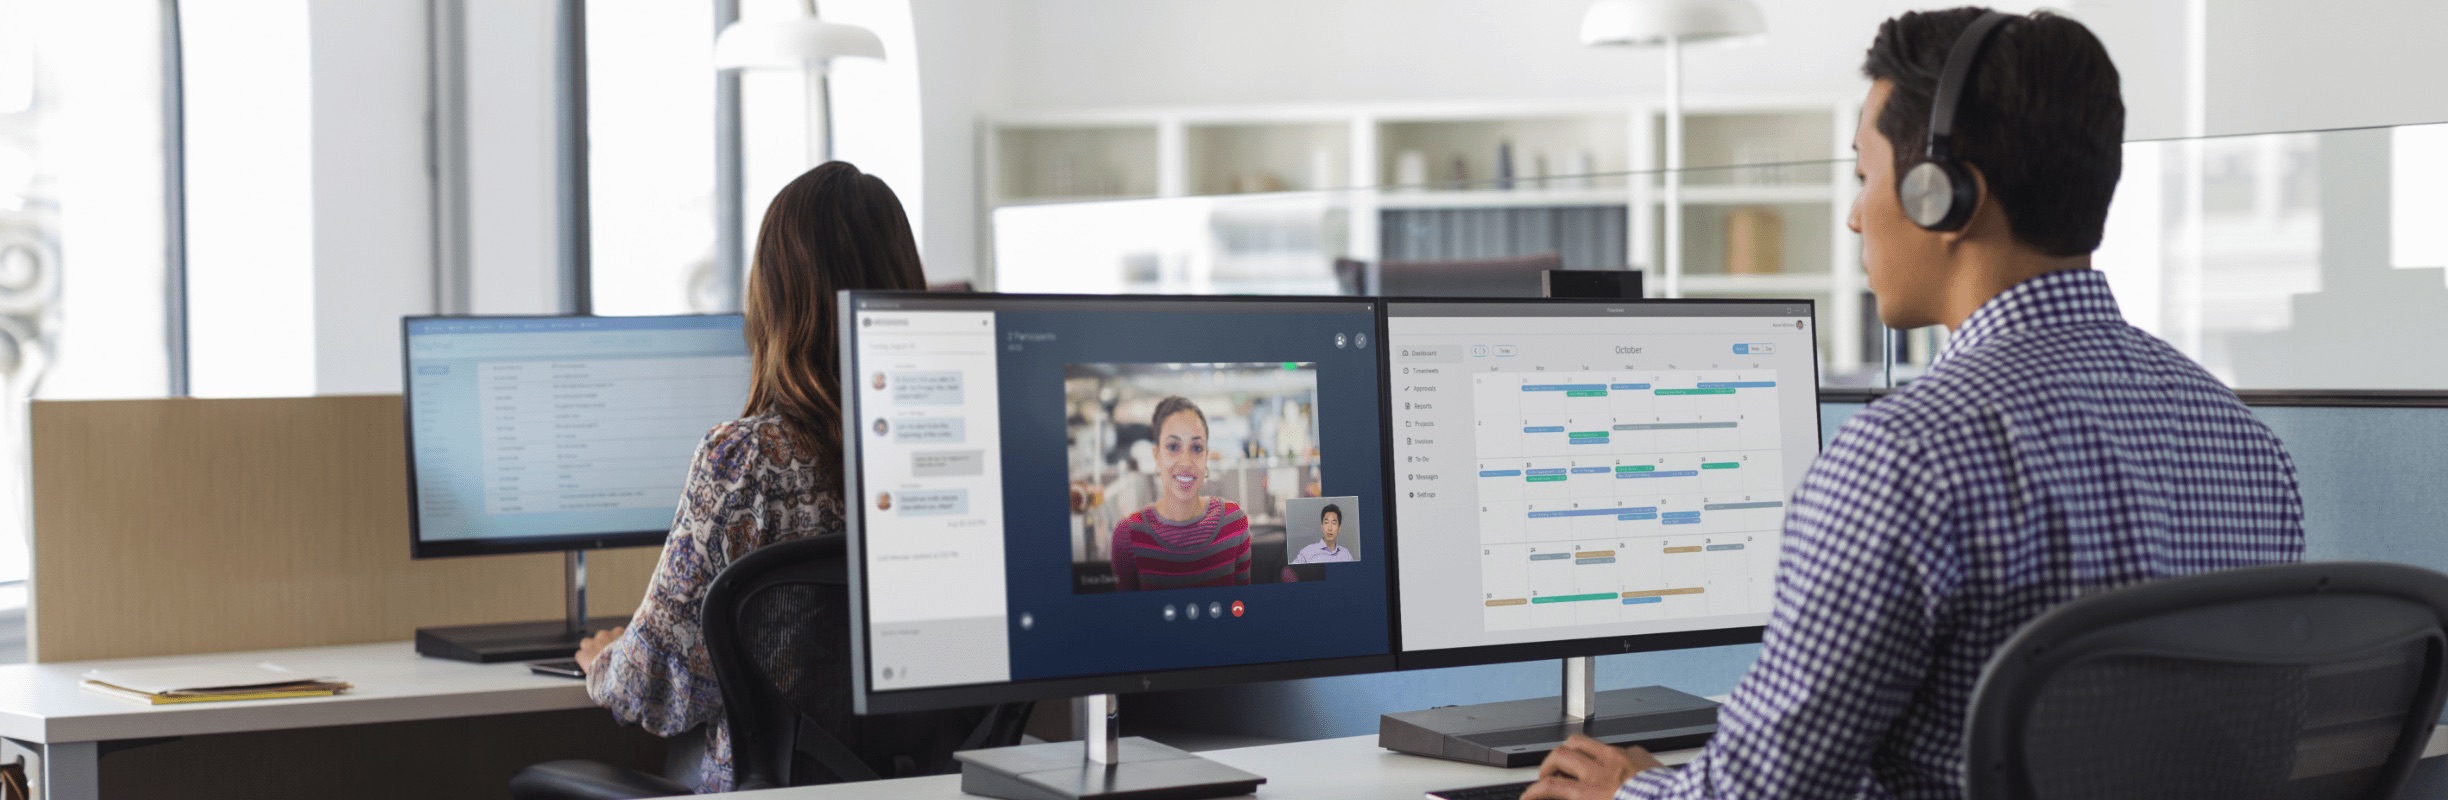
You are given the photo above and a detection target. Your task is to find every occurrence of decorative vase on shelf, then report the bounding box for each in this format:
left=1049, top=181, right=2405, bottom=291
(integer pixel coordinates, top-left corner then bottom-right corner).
left=1495, top=139, right=1515, bottom=190
left=1449, top=155, right=1470, bottom=190
left=1532, top=150, right=1551, bottom=190
left=1394, top=150, right=1429, bottom=191
left=1725, top=207, right=1785, bottom=275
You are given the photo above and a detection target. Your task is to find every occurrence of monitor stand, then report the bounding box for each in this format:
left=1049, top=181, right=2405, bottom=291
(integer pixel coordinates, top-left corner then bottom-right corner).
left=415, top=551, right=631, bottom=663
left=1378, top=656, right=1720, bottom=767
left=956, top=694, right=1265, bottom=800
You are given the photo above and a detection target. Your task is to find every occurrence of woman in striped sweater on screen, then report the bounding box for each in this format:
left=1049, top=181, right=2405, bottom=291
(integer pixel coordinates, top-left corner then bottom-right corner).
left=1108, top=395, right=1252, bottom=590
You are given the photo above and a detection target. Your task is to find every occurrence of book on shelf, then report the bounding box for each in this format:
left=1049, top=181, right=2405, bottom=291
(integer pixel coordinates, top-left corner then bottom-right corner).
left=80, top=662, right=352, bottom=706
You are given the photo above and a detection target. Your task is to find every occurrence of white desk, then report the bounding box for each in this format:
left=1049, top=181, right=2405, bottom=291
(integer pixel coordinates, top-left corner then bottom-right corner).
left=723, top=733, right=1682, bottom=800
left=728, top=727, right=2448, bottom=799
left=4, top=643, right=2444, bottom=799
left=0, top=641, right=596, bottom=800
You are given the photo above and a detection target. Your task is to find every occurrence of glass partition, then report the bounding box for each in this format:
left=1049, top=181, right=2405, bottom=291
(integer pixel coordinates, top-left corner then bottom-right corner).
left=992, top=158, right=1875, bottom=384
left=989, top=120, right=2448, bottom=393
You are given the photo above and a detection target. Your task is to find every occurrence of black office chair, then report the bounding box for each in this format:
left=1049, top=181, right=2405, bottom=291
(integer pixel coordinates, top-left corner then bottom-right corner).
left=1964, top=561, right=2448, bottom=800
left=511, top=534, right=1032, bottom=798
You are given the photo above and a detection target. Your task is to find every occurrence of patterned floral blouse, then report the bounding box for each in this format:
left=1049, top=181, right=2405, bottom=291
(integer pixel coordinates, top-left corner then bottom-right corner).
left=584, top=412, right=842, bottom=793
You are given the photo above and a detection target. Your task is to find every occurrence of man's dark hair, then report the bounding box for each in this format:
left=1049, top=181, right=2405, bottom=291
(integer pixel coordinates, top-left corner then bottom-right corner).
left=1320, top=503, right=1341, bottom=524
left=1862, top=7, right=2124, bottom=256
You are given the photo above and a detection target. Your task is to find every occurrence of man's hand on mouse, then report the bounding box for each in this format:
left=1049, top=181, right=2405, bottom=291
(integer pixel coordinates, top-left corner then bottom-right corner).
left=1519, top=735, right=1664, bottom=800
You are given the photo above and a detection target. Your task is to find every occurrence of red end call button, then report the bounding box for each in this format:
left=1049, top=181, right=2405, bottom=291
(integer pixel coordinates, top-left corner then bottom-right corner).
left=1230, top=601, right=1245, bottom=618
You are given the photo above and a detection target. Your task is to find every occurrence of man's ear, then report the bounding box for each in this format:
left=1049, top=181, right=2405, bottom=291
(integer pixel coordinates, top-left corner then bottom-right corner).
left=1943, top=164, right=1997, bottom=246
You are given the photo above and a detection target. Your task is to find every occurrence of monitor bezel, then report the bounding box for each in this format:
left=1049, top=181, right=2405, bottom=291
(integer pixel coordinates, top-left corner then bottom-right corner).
left=1374, top=295, right=1824, bottom=672
left=840, top=291, right=1399, bottom=715
left=399, top=313, right=744, bottom=560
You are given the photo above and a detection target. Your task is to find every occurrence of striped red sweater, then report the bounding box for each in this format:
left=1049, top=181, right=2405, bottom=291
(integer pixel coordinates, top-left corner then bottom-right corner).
left=1109, top=498, right=1251, bottom=591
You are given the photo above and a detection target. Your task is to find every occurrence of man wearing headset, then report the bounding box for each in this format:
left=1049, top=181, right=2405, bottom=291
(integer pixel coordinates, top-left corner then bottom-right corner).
left=1524, top=8, right=2304, bottom=800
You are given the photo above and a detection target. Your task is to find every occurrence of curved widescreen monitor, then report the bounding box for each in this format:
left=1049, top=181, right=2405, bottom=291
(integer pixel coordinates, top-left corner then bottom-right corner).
left=842, top=293, right=1394, bottom=714
left=402, top=314, right=750, bottom=558
left=1381, top=298, right=1821, bottom=670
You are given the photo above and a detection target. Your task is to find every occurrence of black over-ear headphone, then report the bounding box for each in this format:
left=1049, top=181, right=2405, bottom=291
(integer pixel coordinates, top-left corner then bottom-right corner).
left=1898, top=11, right=2013, bottom=231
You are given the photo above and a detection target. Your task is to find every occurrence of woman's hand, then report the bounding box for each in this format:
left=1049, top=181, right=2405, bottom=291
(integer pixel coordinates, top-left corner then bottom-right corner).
left=1520, top=735, right=1663, bottom=800
left=574, top=626, right=626, bottom=676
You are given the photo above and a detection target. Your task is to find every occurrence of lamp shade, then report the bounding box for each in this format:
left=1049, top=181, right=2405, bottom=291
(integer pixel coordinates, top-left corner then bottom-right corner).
left=713, top=17, right=886, bottom=71
left=1580, top=0, right=1766, bottom=47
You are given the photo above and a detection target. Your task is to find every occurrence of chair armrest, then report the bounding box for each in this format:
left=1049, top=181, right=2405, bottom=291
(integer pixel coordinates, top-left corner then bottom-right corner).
left=509, top=760, right=694, bottom=800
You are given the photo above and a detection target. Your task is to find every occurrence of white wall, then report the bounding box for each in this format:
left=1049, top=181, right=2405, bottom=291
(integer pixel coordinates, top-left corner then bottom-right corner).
left=992, top=0, right=1880, bottom=111
left=970, top=0, right=2448, bottom=140
left=309, top=0, right=434, bottom=395
left=2204, top=0, right=2448, bottom=137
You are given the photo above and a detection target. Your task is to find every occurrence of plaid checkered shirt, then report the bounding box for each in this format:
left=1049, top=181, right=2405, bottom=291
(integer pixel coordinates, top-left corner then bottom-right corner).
left=1620, top=268, right=2306, bottom=799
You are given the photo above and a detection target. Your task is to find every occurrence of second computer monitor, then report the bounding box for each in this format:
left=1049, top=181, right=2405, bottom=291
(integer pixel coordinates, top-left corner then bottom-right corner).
left=1383, top=299, right=1821, bottom=669
left=843, top=293, right=1395, bottom=714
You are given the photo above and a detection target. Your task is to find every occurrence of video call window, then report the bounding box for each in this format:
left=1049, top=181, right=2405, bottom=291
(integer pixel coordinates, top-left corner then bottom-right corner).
left=1065, top=362, right=1351, bottom=594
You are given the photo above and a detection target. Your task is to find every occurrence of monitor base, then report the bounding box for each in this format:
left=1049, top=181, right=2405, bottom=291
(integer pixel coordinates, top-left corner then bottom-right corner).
left=955, top=738, right=1265, bottom=800
left=1379, top=684, right=1719, bottom=768
left=414, top=616, right=630, bottom=663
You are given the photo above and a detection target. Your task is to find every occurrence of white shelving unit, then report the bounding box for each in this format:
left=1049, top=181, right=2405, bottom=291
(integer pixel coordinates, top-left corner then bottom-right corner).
left=983, top=97, right=1867, bottom=371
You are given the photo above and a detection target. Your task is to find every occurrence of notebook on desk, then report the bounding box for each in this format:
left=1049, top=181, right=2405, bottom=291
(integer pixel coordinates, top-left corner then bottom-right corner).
left=80, top=662, right=352, bottom=705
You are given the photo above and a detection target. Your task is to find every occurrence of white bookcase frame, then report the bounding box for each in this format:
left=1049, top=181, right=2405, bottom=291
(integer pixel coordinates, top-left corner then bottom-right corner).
left=982, top=96, right=1866, bottom=371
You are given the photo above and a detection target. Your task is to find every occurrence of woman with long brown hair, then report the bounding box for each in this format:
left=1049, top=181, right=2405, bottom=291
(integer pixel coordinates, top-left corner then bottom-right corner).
left=570, top=162, right=924, bottom=793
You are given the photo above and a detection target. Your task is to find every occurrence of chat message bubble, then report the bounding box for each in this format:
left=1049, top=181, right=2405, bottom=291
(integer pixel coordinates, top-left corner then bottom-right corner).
left=898, top=488, right=970, bottom=517
left=911, top=450, right=985, bottom=477
left=891, top=371, right=964, bottom=406
left=893, top=417, right=966, bottom=445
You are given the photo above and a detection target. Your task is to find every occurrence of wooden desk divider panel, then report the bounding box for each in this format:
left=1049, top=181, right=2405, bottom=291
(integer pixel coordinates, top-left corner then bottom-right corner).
left=28, top=395, right=662, bottom=663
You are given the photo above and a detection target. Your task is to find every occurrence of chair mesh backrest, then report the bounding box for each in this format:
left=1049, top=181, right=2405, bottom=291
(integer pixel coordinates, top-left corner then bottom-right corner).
left=2019, top=639, right=2429, bottom=800
left=740, top=582, right=838, bottom=725
left=1969, top=564, right=2448, bottom=800
left=734, top=578, right=996, bottom=782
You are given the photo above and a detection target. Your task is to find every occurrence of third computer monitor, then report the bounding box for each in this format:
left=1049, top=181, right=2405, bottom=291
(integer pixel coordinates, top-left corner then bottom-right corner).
left=1383, top=299, right=1821, bottom=669
left=843, top=293, right=1394, bottom=714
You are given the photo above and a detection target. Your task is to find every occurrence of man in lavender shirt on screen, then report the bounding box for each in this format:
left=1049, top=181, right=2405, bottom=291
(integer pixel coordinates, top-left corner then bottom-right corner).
left=1293, top=503, right=1356, bottom=564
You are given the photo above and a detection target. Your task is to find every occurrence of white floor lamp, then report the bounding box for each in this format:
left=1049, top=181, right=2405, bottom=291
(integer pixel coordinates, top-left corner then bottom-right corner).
left=714, top=2, right=885, bottom=165
left=1581, top=0, right=1766, bottom=298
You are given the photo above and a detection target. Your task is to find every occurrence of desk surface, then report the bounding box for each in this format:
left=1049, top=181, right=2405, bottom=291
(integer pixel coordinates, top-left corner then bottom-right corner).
left=7, top=642, right=2447, bottom=798
left=0, top=641, right=593, bottom=743
left=729, top=733, right=1688, bottom=800
left=728, top=727, right=2448, bottom=799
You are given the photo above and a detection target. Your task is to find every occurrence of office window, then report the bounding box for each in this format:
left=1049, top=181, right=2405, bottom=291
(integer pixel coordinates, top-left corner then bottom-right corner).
left=586, top=0, right=922, bottom=315
left=736, top=0, right=923, bottom=272
left=182, top=0, right=315, bottom=397
left=585, top=1, right=720, bottom=316
left=0, top=0, right=176, bottom=584
left=2394, top=123, right=2448, bottom=271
